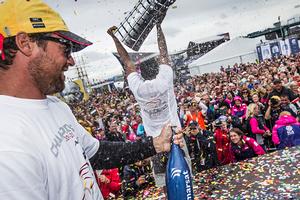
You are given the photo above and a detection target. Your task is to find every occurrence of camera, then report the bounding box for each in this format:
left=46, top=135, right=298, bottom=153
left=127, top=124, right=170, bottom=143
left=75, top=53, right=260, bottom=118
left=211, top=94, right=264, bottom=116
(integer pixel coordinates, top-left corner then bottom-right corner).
left=270, top=97, right=280, bottom=106
left=214, top=119, right=222, bottom=127
left=90, top=109, right=97, bottom=116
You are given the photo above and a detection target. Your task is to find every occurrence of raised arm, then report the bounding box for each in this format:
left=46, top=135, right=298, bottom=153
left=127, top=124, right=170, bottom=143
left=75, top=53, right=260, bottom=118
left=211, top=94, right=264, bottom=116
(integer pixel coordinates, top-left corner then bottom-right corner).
left=90, top=137, right=156, bottom=169
left=89, top=124, right=184, bottom=170
left=156, top=23, right=171, bottom=66
left=107, top=26, right=136, bottom=78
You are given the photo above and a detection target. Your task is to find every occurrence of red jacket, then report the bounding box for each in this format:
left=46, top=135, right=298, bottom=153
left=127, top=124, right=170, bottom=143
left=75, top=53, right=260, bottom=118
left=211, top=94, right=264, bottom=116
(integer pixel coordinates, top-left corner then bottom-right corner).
left=214, top=129, right=234, bottom=165
left=121, top=124, right=129, bottom=134
left=131, top=122, right=139, bottom=133
left=95, top=168, right=121, bottom=199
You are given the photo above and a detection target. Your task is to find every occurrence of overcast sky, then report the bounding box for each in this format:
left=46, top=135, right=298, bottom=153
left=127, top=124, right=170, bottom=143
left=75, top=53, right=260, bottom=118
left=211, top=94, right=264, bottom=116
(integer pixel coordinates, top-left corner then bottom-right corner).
left=44, top=0, right=300, bottom=81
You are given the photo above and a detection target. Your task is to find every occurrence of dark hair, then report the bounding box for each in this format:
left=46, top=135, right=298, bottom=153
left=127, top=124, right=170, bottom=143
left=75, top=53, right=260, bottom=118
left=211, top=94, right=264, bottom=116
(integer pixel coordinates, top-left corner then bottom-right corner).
left=0, top=33, right=49, bottom=70
left=140, top=59, right=159, bottom=80
left=280, top=94, right=289, bottom=99
left=229, top=128, right=244, bottom=137
left=219, top=101, right=230, bottom=109
left=0, top=36, right=18, bottom=69
left=242, top=89, right=250, bottom=94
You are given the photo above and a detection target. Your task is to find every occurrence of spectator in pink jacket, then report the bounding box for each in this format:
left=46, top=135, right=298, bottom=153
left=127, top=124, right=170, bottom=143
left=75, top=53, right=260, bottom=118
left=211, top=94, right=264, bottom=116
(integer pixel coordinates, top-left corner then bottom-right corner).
left=272, top=111, right=300, bottom=149
left=231, top=96, right=247, bottom=120
left=247, top=103, right=271, bottom=147
left=229, top=128, right=265, bottom=162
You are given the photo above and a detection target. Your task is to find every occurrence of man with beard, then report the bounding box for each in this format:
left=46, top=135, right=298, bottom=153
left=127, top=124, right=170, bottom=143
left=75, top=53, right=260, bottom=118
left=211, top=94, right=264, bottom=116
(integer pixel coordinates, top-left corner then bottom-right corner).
left=0, top=1, right=184, bottom=200
left=268, top=79, right=297, bottom=101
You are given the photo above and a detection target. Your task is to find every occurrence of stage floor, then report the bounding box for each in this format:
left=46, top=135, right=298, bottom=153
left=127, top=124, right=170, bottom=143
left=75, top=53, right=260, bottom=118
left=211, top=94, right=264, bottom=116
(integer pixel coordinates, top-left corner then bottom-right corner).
left=118, top=146, right=300, bottom=199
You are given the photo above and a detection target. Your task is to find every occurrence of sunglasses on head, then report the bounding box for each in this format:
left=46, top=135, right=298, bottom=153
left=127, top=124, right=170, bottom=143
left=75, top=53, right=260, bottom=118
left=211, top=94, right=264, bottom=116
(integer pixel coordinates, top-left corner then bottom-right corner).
left=40, top=36, right=73, bottom=58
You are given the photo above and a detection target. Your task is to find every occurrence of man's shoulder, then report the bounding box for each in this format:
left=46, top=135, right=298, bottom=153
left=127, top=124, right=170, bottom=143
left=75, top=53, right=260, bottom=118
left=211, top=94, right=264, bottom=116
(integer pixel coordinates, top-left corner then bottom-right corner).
left=127, top=72, right=141, bottom=90
left=47, top=96, right=70, bottom=108
left=127, top=72, right=139, bottom=80
left=46, top=95, right=62, bottom=103
left=159, top=64, right=172, bottom=72
left=156, top=64, right=173, bottom=81
left=282, top=86, right=294, bottom=94
left=269, top=90, right=278, bottom=95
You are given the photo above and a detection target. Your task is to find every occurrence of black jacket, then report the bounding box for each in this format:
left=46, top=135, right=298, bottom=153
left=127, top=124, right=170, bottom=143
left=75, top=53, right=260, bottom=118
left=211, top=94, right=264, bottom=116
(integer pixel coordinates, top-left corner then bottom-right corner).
left=105, top=131, right=125, bottom=142
left=90, top=137, right=156, bottom=170
left=268, top=87, right=297, bottom=101
left=122, top=163, right=154, bottom=197
left=185, top=130, right=219, bottom=172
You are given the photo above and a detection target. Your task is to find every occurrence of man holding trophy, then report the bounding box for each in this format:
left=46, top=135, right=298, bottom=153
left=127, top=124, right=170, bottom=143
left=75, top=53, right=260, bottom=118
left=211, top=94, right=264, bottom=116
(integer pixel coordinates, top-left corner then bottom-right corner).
left=107, top=4, right=192, bottom=198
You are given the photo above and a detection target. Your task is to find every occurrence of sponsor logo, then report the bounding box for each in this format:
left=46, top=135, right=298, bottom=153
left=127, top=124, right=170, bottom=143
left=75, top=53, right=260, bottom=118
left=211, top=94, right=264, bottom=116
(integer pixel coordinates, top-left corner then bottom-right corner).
left=171, top=168, right=181, bottom=178
left=30, top=18, right=43, bottom=23
left=183, top=170, right=193, bottom=200
left=32, top=23, right=46, bottom=28
left=286, top=126, right=295, bottom=136
left=170, top=168, right=193, bottom=199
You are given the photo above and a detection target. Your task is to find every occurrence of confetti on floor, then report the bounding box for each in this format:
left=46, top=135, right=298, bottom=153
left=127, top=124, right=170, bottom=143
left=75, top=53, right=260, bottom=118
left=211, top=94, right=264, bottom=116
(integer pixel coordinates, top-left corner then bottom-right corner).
left=117, top=146, right=300, bottom=199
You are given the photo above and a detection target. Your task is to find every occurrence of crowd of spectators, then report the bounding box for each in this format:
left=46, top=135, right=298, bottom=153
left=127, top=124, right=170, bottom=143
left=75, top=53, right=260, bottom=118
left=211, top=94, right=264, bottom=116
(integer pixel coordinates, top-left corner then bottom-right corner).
left=67, top=54, right=300, bottom=199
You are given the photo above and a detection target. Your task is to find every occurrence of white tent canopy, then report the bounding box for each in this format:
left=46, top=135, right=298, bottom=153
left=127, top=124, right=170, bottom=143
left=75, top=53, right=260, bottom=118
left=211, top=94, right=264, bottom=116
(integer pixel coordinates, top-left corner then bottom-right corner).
left=188, top=37, right=262, bottom=75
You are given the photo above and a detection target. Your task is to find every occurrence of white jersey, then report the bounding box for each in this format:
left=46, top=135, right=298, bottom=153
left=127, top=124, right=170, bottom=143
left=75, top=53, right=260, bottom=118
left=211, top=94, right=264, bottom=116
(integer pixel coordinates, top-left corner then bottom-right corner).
left=0, top=95, right=103, bottom=200
left=128, top=64, right=181, bottom=137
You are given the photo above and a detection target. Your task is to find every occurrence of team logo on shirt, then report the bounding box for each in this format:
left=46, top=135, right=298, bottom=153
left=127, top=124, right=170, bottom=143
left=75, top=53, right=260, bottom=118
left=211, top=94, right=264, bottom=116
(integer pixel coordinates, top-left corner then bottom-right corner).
left=145, top=99, right=162, bottom=109
left=50, top=124, right=75, bottom=157
left=144, top=99, right=168, bottom=118
left=286, top=126, right=295, bottom=136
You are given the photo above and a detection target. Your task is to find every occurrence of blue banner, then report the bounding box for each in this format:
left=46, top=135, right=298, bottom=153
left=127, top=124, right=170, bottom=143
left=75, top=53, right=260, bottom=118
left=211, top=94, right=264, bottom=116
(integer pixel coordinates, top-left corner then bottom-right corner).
left=280, top=40, right=291, bottom=56
left=256, top=46, right=263, bottom=62
left=270, top=42, right=281, bottom=58
left=289, top=38, right=300, bottom=55
left=261, top=44, right=271, bottom=60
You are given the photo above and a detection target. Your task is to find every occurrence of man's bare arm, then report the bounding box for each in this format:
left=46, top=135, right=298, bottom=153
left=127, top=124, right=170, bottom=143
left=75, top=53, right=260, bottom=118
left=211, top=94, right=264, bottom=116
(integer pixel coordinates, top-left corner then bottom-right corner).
left=156, top=24, right=171, bottom=66
left=107, top=26, right=136, bottom=78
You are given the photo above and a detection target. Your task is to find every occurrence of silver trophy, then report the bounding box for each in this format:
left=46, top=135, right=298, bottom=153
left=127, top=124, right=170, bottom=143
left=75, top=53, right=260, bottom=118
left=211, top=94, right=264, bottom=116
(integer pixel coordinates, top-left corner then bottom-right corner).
left=114, top=0, right=176, bottom=51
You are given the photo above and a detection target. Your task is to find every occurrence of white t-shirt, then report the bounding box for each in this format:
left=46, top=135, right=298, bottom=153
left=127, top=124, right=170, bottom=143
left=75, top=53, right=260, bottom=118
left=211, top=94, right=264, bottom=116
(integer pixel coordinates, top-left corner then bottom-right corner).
left=0, top=95, right=103, bottom=200
left=128, top=64, right=181, bottom=137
